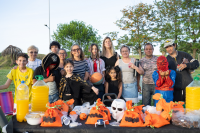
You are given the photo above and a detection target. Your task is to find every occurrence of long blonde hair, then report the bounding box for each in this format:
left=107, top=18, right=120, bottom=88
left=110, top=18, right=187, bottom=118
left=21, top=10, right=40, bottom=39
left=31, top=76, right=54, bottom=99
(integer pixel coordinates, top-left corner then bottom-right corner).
left=101, top=37, right=115, bottom=57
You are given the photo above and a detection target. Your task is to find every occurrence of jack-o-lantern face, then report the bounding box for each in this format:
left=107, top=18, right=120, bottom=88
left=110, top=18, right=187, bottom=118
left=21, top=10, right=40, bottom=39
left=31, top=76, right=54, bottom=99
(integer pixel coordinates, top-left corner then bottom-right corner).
left=80, top=113, right=87, bottom=120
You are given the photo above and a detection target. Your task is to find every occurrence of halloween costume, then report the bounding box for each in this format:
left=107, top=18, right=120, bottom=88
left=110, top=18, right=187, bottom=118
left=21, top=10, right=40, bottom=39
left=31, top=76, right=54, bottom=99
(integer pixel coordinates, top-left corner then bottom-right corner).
left=152, top=56, right=176, bottom=106
left=58, top=74, right=97, bottom=106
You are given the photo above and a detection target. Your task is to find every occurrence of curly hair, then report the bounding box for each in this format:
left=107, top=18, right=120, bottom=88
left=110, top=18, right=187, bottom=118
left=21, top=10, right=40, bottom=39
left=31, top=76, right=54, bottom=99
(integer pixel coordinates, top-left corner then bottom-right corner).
left=105, top=66, right=122, bottom=85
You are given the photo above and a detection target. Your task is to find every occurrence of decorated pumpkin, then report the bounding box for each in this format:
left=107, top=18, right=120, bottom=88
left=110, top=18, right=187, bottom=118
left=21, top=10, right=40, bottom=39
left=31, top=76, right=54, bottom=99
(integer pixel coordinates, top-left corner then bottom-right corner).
left=80, top=113, right=87, bottom=120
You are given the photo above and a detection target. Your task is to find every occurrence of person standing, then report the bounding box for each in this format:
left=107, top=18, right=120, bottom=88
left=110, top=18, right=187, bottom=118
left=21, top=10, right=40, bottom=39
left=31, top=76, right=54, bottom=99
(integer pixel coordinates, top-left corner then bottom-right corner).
left=115, top=45, right=144, bottom=103
left=164, top=39, right=199, bottom=102
left=50, top=41, right=60, bottom=54
left=140, top=43, right=158, bottom=106
left=58, top=49, right=67, bottom=69
left=100, top=37, right=120, bottom=68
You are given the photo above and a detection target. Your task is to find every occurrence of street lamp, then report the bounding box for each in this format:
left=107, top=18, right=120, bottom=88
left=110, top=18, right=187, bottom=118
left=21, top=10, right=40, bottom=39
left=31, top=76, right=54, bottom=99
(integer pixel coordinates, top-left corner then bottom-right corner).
left=44, top=0, right=51, bottom=47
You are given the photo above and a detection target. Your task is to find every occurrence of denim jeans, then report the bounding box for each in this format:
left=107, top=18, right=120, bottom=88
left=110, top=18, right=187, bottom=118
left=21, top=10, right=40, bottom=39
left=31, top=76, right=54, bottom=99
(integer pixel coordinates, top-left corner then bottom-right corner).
left=142, top=83, right=155, bottom=106
left=49, top=92, right=59, bottom=103
left=122, top=82, right=138, bottom=98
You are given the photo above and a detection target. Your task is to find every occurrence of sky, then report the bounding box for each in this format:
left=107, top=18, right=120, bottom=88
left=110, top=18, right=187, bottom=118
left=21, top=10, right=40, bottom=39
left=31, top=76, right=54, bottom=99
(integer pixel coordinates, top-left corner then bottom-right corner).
left=0, top=0, right=161, bottom=55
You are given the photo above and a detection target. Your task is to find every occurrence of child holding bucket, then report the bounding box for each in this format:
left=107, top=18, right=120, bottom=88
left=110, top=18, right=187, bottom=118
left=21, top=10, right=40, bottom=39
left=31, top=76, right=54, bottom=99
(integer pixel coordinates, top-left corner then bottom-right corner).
left=86, top=43, right=106, bottom=99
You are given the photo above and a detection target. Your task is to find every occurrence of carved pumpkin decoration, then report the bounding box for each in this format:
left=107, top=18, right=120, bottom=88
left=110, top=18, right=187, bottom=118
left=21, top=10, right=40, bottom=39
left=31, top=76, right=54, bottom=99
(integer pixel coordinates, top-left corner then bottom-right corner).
left=120, top=100, right=145, bottom=127
left=144, top=111, right=170, bottom=128
left=41, top=108, right=62, bottom=127
left=80, top=113, right=87, bottom=120
left=70, top=111, right=77, bottom=115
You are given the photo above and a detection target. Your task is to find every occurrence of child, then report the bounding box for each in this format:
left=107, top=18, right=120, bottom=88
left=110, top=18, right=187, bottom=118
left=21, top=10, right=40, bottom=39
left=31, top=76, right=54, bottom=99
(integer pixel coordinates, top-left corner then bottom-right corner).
left=86, top=43, right=106, bottom=99
left=50, top=41, right=60, bottom=54
left=58, top=60, right=99, bottom=106
left=0, top=53, right=34, bottom=105
left=33, top=52, right=61, bottom=103
left=104, top=66, right=123, bottom=106
left=152, top=56, right=176, bottom=106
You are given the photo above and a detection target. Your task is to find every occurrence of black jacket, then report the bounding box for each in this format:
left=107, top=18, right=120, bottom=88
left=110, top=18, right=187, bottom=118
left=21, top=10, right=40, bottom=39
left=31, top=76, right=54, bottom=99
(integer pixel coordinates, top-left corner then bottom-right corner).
left=167, top=51, right=199, bottom=90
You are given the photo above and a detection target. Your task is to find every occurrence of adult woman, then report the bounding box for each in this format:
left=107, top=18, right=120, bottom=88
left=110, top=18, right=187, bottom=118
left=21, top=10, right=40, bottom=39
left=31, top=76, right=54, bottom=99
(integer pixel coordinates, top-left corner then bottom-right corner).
left=70, top=44, right=90, bottom=80
left=100, top=37, right=120, bottom=68
left=115, top=45, right=144, bottom=103
left=58, top=49, right=67, bottom=69
left=26, top=45, right=42, bottom=70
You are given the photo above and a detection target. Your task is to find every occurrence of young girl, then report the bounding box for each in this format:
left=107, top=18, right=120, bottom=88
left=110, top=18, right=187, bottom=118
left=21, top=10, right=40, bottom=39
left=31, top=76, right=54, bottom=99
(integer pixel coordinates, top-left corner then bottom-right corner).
left=104, top=66, right=123, bottom=106
left=87, top=44, right=106, bottom=99
left=58, top=60, right=99, bottom=106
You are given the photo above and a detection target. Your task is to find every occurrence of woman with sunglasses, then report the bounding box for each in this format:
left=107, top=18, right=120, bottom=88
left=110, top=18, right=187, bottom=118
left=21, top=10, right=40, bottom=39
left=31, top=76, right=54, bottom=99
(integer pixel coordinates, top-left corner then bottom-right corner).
left=26, top=45, right=42, bottom=70
left=69, top=44, right=90, bottom=81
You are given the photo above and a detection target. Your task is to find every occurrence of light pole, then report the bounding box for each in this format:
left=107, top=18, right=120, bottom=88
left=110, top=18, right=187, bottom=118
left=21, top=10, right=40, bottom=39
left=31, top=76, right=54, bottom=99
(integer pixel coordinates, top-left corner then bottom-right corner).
left=44, top=0, right=50, bottom=46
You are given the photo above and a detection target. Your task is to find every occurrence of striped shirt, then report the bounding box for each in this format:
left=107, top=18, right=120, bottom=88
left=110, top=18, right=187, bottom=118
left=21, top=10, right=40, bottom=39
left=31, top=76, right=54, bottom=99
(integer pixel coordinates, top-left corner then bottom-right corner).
left=71, top=59, right=89, bottom=78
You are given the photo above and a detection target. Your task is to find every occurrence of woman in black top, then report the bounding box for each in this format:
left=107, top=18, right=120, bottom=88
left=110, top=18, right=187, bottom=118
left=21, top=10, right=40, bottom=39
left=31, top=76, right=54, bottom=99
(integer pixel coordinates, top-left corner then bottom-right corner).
left=100, top=37, right=120, bottom=68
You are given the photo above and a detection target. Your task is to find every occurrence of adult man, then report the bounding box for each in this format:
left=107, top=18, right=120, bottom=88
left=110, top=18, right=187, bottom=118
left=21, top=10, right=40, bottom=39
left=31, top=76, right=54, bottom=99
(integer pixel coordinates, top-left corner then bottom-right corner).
left=164, top=39, right=199, bottom=102
left=140, top=43, right=158, bottom=106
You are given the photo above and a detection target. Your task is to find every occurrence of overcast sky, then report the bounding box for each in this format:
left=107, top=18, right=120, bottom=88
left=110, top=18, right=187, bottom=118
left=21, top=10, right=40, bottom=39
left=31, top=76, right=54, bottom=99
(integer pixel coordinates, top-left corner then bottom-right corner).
left=0, top=0, right=161, bottom=55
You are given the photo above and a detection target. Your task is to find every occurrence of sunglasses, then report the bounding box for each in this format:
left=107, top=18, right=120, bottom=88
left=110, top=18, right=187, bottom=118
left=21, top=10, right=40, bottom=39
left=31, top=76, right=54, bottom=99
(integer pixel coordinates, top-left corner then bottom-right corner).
left=29, top=51, right=38, bottom=54
left=72, top=48, right=81, bottom=52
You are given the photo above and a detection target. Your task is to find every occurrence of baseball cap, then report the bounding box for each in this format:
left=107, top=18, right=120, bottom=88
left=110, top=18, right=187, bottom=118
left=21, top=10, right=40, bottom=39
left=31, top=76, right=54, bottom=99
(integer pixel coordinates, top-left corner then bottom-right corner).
left=164, top=39, right=174, bottom=48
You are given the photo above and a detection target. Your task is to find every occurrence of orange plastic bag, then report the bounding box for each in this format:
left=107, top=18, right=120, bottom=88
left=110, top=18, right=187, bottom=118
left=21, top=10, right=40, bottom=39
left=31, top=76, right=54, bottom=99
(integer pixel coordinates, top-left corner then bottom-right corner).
left=120, top=100, right=145, bottom=127
left=85, top=98, right=109, bottom=124
left=66, top=99, right=74, bottom=105
left=153, top=93, right=162, bottom=100
left=172, top=101, right=184, bottom=113
left=144, top=111, right=170, bottom=128
left=41, top=108, right=62, bottom=127
left=55, top=100, right=69, bottom=113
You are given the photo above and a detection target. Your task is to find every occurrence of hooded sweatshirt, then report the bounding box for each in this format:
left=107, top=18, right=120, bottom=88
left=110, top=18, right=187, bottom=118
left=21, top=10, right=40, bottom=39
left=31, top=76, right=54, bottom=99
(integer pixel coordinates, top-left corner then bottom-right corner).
left=33, top=53, right=61, bottom=95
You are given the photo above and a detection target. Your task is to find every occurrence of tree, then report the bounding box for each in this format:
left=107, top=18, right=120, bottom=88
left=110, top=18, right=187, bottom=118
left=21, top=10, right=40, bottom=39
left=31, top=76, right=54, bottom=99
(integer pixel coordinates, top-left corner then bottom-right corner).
left=180, top=0, right=200, bottom=58
left=113, top=3, right=157, bottom=59
left=52, top=21, right=101, bottom=57
left=1, top=45, right=22, bottom=65
left=154, top=0, right=183, bottom=55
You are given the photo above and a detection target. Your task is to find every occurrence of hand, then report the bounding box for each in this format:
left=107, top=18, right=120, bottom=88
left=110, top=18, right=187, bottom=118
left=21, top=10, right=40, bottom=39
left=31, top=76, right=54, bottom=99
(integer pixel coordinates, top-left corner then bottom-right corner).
left=47, top=74, right=55, bottom=82
left=177, top=64, right=187, bottom=71
left=12, top=65, right=18, bottom=69
left=137, top=85, right=141, bottom=92
left=159, top=71, right=165, bottom=77
left=107, top=96, right=112, bottom=99
left=60, top=69, right=66, bottom=76
left=128, top=62, right=137, bottom=69
left=92, top=86, right=99, bottom=95
left=164, top=70, right=169, bottom=76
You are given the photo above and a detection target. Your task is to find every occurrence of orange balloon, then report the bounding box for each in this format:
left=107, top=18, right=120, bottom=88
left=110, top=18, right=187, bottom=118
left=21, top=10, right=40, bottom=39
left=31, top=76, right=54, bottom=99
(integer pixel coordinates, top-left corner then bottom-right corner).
left=80, top=113, right=87, bottom=120
left=90, top=72, right=103, bottom=85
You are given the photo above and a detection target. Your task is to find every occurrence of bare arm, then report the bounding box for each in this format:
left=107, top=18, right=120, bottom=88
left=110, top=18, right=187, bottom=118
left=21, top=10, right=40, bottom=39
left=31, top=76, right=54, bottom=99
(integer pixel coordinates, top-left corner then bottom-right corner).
left=0, top=79, right=12, bottom=90
left=137, top=74, right=141, bottom=92
left=117, top=82, right=123, bottom=99
left=115, top=59, right=119, bottom=66
left=105, top=81, right=111, bottom=99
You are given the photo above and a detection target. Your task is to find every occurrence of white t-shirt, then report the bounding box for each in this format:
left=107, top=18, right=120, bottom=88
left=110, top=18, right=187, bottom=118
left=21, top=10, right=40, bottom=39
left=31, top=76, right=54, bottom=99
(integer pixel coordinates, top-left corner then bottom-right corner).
left=26, top=58, right=42, bottom=70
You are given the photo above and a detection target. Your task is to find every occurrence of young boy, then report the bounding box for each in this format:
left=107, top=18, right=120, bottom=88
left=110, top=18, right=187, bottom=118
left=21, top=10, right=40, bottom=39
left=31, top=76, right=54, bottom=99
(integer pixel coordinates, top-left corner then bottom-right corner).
left=33, top=52, right=61, bottom=103
left=0, top=53, right=34, bottom=104
left=49, top=41, right=60, bottom=54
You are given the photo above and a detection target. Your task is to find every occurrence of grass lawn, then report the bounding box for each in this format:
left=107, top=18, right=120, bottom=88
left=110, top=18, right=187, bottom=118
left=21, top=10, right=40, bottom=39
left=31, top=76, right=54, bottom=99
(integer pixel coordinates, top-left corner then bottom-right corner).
left=0, top=67, right=200, bottom=132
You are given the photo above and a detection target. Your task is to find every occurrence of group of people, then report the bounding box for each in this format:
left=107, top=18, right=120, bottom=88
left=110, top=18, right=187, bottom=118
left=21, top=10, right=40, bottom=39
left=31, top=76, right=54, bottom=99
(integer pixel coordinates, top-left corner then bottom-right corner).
left=0, top=37, right=199, bottom=108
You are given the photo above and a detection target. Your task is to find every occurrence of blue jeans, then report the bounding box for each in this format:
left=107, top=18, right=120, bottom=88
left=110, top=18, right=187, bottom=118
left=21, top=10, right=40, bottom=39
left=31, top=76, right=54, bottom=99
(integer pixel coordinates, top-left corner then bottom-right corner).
left=122, top=82, right=138, bottom=98
left=49, top=92, right=59, bottom=103
left=142, top=83, right=155, bottom=106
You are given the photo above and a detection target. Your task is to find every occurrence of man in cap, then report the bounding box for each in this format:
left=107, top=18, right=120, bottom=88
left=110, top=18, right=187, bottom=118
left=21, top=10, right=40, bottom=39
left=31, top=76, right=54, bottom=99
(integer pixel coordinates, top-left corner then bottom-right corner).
left=164, top=39, right=199, bottom=102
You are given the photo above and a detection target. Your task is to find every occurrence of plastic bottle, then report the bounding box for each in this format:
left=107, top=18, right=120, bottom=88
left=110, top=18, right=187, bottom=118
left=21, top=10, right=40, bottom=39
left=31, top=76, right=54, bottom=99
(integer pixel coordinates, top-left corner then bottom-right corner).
left=186, top=74, right=200, bottom=112
left=31, top=75, right=49, bottom=112
left=16, top=81, right=29, bottom=122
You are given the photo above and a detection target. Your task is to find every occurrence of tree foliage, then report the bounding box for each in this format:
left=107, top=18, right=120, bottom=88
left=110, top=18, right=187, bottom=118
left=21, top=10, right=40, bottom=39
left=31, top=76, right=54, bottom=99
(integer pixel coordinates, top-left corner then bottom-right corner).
left=52, top=21, right=101, bottom=57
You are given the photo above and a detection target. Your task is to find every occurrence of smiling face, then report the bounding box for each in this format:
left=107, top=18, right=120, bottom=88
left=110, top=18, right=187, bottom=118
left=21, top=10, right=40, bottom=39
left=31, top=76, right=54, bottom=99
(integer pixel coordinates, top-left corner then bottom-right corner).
left=91, top=45, right=98, bottom=57
left=71, top=45, right=81, bottom=58
left=16, top=56, right=28, bottom=69
left=64, top=63, right=74, bottom=74
left=58, top=50, right=67, bottom=60
left=121, top=47, right=130, bottom=58
left=28, top=49, right=38, bottom=60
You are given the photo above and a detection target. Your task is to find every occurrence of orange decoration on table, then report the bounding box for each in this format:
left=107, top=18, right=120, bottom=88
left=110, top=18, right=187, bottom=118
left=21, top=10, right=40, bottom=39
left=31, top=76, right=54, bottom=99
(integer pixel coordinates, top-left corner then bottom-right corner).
left=70, top=111, right=77, bottom=115
left=80, top=113, right=87, bottom=120
left=66, top=99, right=74, bottom=105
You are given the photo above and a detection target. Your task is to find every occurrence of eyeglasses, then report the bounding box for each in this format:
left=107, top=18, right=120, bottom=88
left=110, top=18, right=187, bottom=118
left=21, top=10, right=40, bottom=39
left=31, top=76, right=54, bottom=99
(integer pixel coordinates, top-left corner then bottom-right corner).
left=29, top=51, right=38, bottom=54
left=72, top=48, right=81, bottom=52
